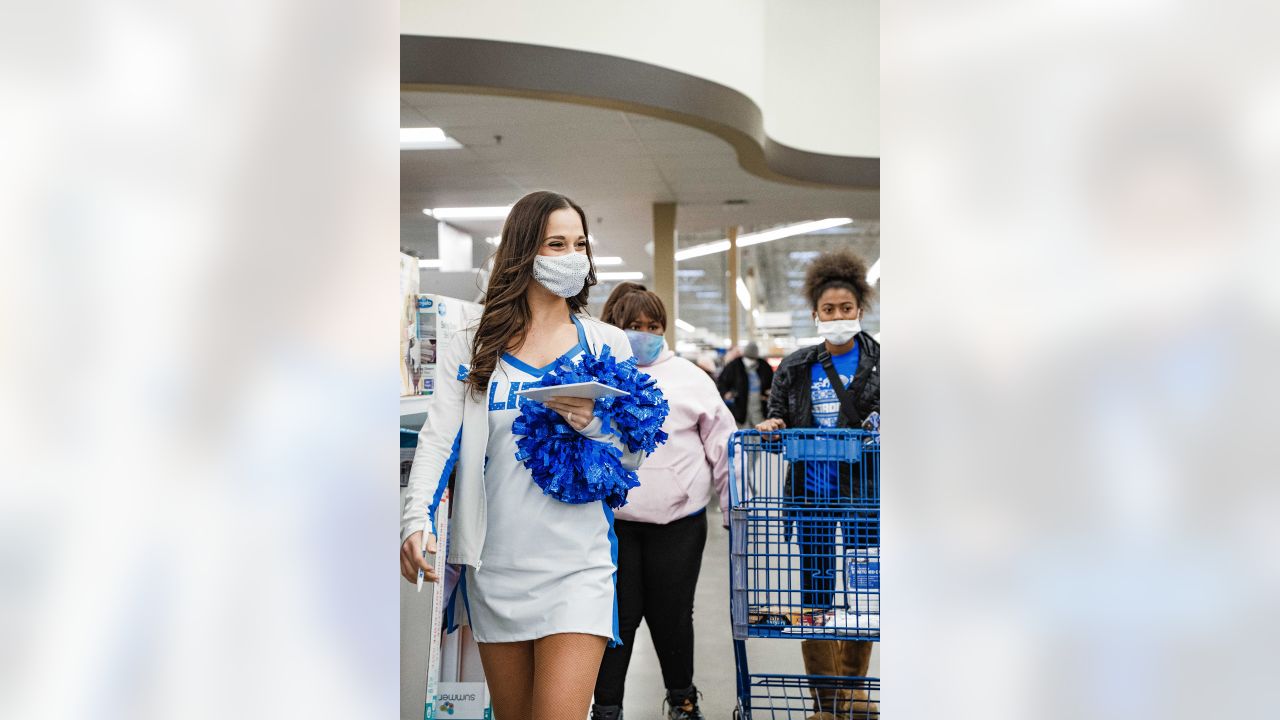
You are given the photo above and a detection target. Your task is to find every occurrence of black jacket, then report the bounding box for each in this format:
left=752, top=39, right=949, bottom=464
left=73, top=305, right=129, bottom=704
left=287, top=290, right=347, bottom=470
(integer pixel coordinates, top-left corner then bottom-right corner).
left=717, top=356, right=775, bottom=425
left=770, top=333, right=880, bottom=516
left=766, top=332, right=879, bottom=429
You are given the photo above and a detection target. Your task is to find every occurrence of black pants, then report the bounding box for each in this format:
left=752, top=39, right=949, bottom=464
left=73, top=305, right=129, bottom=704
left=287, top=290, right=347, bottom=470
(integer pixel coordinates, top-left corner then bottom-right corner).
left=787, top=459, right=878, bottom=609
left=593, top=511, right=708, bottom=705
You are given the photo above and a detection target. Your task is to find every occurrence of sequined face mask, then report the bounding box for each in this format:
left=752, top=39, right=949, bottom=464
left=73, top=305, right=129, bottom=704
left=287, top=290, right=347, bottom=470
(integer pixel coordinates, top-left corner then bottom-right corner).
left=532, top=252, right=591, bottom=298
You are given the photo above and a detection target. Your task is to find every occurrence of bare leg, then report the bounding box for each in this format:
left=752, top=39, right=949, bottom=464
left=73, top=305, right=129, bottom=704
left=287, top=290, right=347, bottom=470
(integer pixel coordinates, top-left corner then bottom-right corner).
left=477, top=640, right=534, bottom=720
left=532, top=633, right=607, bottom=720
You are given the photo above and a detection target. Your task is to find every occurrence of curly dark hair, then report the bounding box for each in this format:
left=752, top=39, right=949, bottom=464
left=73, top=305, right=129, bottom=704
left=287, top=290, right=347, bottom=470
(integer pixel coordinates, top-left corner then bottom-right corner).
left=802, top=249, right=876, bottom=311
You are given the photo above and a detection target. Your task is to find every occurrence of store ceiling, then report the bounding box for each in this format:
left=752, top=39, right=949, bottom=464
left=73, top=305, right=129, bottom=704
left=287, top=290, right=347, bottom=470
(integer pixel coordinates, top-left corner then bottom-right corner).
left=402, top=91, right=876, bottom=265
left=401, top=90, right=879, bottom=344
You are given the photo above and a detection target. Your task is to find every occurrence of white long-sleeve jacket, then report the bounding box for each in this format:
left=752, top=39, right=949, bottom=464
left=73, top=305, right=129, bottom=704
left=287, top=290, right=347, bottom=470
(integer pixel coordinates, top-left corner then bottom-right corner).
left=400, top=314, right=647, bottom=569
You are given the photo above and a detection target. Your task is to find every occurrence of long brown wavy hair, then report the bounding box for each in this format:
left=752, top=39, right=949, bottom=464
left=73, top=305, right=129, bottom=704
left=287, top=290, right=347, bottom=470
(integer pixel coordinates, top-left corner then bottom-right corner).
left=465, top=190, right=596, bottom=398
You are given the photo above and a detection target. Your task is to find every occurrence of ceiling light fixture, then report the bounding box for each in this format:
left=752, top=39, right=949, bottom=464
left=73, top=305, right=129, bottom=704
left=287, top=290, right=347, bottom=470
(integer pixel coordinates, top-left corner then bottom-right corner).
left=424, top=206, right=512, bottom=220
left=675, top=218, right=854, bottom=261
left=597, top=271, right=644, bottom=281
left=674, top=240, right=731, bottom=262
left=737, top=218, right=853, bottom=248
left=592, top=256, right=624, bottom=266
left=736, top=277, right=752, bottom=311
left=674, top=319, right=697, bottom=332
left=401, top=127, right=464, bottom=150
left=866, top=259, right=880, bottom=285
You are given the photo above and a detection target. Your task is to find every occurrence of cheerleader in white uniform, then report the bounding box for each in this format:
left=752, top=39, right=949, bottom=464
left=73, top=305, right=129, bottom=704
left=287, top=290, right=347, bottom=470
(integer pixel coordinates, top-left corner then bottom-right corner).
left=401, top=191, right=649, bottom=719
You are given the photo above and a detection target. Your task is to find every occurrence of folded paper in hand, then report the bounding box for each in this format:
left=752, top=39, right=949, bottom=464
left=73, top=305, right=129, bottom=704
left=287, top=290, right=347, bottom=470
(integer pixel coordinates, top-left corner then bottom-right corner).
left=514, top=381, right=631, bottom=402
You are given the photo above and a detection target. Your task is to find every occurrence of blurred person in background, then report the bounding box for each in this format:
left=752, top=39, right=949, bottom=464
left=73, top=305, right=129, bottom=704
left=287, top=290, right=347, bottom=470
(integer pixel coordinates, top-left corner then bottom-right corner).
left=756, top=249, right=879, bottom=719
left=592, top=282, right=737, bottom=720
left=718, top=340, right=774, bottom=429
left=693, top=351, right=719, bottom=380
left=401, top=191, right=649, bottom=720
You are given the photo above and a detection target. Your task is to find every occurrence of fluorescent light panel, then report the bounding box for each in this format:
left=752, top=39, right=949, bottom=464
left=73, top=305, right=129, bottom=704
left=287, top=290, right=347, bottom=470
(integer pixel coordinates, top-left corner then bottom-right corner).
left=737, top=218, right=853, bottom=247
left=866, top=259, right=880, bottom=285
left=674, top=319, right=697, bottom=332
left=674, top=240, right=731, bottom=262
left=592, top=256, right=623, bottom=266
left=598, top=271, right=644, bottom=281
left=736, top=277, right=752, bottom=311
left=401, top=127, right=463, bottom=150
left=424, top=206, right=512, bottom=220
left=674, top=218, right=854, bottom=261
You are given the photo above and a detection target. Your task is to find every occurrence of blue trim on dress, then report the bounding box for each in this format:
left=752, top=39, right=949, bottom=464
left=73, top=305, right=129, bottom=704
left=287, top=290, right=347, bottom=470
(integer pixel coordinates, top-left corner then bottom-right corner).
left=459, top=567, right=474, bottom=636
left=602, top=501, right=623, bottom=648
left=444, top=573, right=459, bottom=633
left=501, top=316, right=588, bottom=376
left=426, top=428, right=462, bottom=535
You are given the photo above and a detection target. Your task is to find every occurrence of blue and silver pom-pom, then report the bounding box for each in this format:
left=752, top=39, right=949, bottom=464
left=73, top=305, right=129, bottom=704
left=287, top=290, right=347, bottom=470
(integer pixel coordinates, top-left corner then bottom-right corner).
left=512, top=346, right=670, bottom=507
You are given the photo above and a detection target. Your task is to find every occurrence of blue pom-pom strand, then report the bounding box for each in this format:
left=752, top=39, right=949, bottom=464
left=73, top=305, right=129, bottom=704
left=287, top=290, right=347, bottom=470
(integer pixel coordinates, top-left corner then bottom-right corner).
left=512, top=346, right=670, bottom=507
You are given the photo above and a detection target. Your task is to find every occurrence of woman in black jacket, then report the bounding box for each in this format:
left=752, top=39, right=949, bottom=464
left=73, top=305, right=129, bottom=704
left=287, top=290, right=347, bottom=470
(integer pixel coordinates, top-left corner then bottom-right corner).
left=756, top=249, right=878, bottom=720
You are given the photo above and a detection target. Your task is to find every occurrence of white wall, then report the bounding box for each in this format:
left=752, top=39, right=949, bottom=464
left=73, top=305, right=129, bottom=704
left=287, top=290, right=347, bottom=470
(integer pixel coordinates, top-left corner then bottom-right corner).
left=402, top=0, right=878, bottom=158
left=419, top=269, right=486, bottom=304
left=762, top=0, right=878, bottom=157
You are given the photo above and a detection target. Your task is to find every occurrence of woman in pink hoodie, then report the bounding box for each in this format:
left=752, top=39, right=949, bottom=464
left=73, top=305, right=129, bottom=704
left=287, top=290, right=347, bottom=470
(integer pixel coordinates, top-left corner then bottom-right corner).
left=589, top=282, right=737, bottom=720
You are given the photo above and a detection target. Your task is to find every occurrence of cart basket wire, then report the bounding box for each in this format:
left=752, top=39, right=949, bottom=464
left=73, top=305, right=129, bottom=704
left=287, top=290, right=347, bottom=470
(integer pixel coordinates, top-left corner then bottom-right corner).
left=728, top=429, right=879, bottom=641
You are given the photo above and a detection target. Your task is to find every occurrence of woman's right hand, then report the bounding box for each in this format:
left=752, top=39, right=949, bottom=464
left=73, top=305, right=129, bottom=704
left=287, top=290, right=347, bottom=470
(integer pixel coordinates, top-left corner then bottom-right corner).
left=755, top=418, right=786, bottom=432
left=400, top=531, right=440, bottom=584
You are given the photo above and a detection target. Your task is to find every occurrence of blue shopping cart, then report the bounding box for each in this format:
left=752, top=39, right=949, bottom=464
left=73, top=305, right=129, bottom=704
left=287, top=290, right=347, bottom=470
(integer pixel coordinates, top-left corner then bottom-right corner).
left=728, top=429, right=880, bottom=719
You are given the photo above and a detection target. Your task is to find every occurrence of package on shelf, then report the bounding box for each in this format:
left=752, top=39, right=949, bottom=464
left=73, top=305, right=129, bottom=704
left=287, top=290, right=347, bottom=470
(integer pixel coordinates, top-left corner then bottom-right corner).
left=417, top=295, right=437, bottom=339
left=416, top=294, right=483, bottom=395
left=429, top=683, right=487, bottom=719
left=400, top=254, right=421, bottom=397
left=416, top=295, right=438, bottom=396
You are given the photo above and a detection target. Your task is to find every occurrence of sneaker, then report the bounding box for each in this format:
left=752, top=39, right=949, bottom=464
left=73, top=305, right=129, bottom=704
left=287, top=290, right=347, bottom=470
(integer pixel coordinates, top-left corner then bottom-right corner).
left=664, top=685, right=705, bottom=720
left=590, top=704, right=623, bottom=720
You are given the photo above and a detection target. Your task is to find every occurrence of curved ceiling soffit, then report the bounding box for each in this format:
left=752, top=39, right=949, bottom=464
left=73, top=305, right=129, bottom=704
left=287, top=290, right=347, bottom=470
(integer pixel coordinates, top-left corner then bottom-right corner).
left=401, top=35, right=879, bottom=190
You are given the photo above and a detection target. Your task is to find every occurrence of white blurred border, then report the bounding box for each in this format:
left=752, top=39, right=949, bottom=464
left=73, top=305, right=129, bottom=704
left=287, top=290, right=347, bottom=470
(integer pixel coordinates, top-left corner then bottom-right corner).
left=0, top=2, right=399, bottom=718
left=886, top=1, right=1280, bottom=718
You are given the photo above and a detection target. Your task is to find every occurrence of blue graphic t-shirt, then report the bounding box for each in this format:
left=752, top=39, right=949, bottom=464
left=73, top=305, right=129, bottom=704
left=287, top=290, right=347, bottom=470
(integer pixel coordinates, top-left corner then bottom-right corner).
left=810, top=345, right=859, bottom=428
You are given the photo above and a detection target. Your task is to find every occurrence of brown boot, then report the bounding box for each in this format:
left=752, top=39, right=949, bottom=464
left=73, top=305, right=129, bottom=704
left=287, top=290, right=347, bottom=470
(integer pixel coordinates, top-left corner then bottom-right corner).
left=837, top=640, right=879, bottom=717
left=800, top=640, right=850, bottom=720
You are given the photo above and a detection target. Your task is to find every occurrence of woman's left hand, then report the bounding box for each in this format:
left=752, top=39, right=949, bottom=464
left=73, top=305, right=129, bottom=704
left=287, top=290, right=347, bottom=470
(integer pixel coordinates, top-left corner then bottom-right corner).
left=543, top=396, right=597, bottom=432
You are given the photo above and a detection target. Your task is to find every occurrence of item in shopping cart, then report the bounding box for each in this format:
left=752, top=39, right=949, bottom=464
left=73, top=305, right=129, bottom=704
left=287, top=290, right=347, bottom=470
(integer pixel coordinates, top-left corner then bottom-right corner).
left=750, top=606, right=833, bottom=630
left=845, top=551, right=880, bottom=590
left=823, top=608, right=880, bottom=633
left=779, top=609, right=836, bottom=634
left=747, top=611, right=790, bottom=627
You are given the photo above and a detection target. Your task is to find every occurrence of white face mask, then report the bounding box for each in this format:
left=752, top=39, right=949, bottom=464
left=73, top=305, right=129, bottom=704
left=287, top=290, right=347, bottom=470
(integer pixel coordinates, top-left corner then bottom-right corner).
left=815, top=318, right=861, bottom=345
left=532, top=252, right=591, bottom=298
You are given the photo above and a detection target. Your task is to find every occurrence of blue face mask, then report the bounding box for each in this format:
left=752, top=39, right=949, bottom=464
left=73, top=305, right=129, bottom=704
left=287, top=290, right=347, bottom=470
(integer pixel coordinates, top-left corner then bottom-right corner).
left=624, top=329, right=666, bottom=366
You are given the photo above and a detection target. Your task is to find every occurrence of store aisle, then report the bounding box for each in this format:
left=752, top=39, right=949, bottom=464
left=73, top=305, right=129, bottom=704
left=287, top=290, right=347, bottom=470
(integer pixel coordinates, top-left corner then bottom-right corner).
left=616, top=505, right=880, bottom=719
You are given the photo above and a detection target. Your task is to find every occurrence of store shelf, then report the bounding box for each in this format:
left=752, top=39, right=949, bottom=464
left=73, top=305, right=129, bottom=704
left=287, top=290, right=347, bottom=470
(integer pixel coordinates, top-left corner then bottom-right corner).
left=400, top=395, right=431, bottom=430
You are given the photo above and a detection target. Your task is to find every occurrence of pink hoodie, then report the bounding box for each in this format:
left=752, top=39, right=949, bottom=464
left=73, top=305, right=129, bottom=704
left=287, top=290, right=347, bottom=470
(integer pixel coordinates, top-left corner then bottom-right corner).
left=615, top=350, right=737, bottom=524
